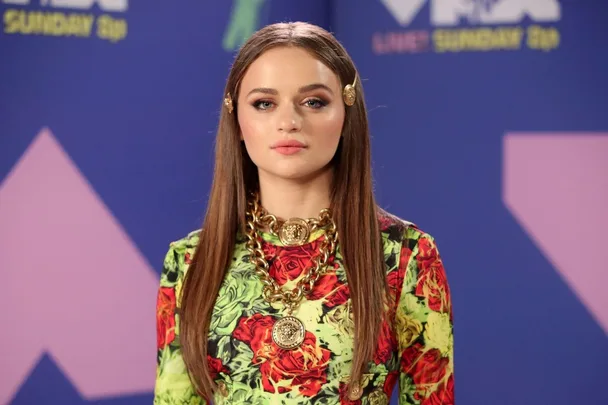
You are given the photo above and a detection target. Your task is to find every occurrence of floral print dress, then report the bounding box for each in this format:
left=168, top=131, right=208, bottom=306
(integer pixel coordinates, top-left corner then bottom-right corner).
left=154, top=214, right=454, bottom=404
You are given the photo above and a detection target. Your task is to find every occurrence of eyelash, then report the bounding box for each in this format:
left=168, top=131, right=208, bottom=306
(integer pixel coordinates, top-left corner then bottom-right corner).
left=252, top=98, right=328, bottom=111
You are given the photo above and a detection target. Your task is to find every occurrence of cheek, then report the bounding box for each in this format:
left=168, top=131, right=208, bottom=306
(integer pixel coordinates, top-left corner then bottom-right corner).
left=238, top=110, right=255, bottom=139
left=238, top=111, right=266, bottom=151
left=240, top=130, right=263, bottom=163
left=312, top=110, right=344, bottom=149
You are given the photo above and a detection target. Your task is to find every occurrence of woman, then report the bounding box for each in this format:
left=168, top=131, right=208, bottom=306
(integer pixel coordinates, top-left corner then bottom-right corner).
left=154, top=21, right=454, bottom=404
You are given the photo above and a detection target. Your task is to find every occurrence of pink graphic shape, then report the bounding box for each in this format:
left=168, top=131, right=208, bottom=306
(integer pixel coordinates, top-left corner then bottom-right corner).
left=503, top=133, right=608, bottom=335
left=0, top=128, right=159, bottom=404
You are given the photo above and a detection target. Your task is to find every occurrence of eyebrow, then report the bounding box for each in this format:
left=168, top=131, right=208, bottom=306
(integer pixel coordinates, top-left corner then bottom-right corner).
left=246, top=83, right=334, bottom=97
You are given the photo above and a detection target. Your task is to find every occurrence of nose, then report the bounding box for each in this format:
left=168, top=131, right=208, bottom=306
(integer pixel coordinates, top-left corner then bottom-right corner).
left=277, top=105, right=302, bottom=133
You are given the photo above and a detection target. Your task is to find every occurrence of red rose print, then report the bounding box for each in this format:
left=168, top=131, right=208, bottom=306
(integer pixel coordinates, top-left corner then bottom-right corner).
left=403, top=343, right=452, bottom=402
left=374, top=319, right=397, bottom=364
left=232, top=313, right=275, bottom=353
left=387, top=270, right=402, bottom=301
left=184, top=252, right=192, bottom=264
left=422, top=374, right=454, bottom=405
left=415, top=238, right=451, bottom=314
left=207, top=355, right=229, bottom=379
left=401, top=343, right=422, bottom=373
left=233, top=314, right=331, bottom=397
left=416, top=237, right=437, bottom=267
left=307, top=273, right=350, bottom=308
left=416, top=349, right=449, bottom=386
left=265, top=240, right=324, bottom=285
left=383, top=371, right=399, bottom=396
left=402, top=343, right=446, bottom=383
left=395, top=243, right=414, bottom=303
left=262, top=241, right=278, bottom=260
left=378, top=214, right=392, bottom=231
left=400, top=243, right=413, bottom=271
left=156, top=287, right=176, bottom=349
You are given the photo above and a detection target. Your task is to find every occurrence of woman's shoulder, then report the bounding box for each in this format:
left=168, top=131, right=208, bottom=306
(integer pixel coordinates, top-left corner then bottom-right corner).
left=377, top=207, right=430, bottom=244
left=160, top=229, right=201, bottom=278
left=168, top=228, right=201, bottom=251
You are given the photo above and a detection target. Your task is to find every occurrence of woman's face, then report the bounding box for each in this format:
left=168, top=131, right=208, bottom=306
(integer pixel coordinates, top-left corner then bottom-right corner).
left=237, top=46, right=345, bottom=182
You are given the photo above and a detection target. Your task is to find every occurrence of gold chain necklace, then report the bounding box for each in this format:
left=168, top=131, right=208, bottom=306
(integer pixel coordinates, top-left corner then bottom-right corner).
left=244, top=194, right=338, bottom=350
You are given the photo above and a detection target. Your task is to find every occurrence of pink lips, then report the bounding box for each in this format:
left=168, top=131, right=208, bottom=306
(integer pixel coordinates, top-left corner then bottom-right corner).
left=271, top=140, right=306, bottom=155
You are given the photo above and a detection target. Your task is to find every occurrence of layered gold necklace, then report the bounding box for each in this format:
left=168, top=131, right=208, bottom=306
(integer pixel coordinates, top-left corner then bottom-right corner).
left=244, top=194, right=338, bottom=350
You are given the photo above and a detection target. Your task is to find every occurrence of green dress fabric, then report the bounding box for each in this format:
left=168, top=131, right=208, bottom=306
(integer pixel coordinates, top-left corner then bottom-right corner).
left=154, top=213, right=454, bottom=404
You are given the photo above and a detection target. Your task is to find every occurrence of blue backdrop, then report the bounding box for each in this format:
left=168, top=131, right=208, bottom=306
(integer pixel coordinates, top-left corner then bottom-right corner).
left=1, top=1, right=607, bottom=404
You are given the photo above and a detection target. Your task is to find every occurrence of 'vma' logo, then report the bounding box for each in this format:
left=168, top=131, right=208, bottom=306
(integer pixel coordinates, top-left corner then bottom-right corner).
left=380, top=0, right=561, bottom=26
left=2, top=0, right=127, bottom=12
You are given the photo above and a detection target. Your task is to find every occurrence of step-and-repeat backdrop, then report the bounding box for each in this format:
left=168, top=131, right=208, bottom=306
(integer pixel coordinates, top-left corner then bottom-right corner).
left=1, top=1, right=606, bottom=404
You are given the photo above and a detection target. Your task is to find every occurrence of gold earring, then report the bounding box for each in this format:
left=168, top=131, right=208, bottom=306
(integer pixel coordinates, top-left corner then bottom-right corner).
left=224, top=93, right=234, bottom=114
left=343, top=75, right=357, bottom=106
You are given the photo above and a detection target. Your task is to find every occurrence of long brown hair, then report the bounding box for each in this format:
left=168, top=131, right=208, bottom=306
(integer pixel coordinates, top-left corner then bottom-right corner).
left=180, top=21, right=387, bottom=399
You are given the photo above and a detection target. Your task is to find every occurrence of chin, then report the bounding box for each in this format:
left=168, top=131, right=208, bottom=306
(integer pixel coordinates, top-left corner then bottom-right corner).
left=260, top=164, right=329, bottom=182
left=273, top=169, right=314, bottom=181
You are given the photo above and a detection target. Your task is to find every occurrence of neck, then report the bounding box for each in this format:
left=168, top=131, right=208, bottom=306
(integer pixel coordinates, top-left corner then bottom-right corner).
left=257, top=168, right=333, bottom=220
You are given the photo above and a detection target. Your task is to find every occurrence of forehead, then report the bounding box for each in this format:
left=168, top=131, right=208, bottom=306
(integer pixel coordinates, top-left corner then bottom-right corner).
left=239, top=46, right=341, bottom=93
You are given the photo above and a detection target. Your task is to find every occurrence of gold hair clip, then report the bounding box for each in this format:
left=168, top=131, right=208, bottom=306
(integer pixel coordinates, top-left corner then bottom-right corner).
left=343, top=75, right=357, bottom=106
left=224, top=92, right=234, bottom=114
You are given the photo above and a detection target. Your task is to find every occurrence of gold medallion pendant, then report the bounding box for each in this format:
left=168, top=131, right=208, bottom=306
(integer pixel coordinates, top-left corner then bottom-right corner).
left=244, top=193, right=339, bottom=350
left=272, top=316, right=306, bottom=349
left=279, top=218, right=310, bottom=246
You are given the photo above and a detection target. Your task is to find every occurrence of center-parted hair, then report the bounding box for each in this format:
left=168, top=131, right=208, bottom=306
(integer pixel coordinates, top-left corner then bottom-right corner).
left=179, top=21, right=388, bottom=399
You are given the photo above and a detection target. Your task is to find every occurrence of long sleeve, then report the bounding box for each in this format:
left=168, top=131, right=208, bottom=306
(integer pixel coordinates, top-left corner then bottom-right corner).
left=397, top=231, right=454, bottom=404
left=154, top=242, right=206, bottom=405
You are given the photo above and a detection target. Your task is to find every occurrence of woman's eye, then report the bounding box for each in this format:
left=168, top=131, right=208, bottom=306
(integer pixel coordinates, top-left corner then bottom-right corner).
left=304, top=98, right=327, bottom=109
left=253, top=100, right=274, bottom=110
left=252, top=98, right=327, bottom=110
